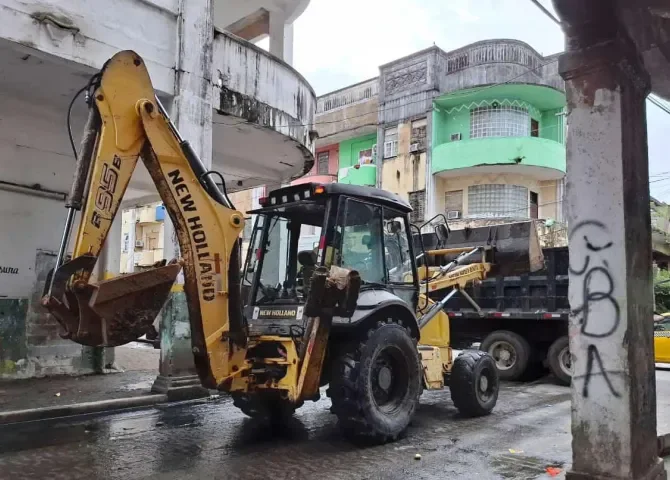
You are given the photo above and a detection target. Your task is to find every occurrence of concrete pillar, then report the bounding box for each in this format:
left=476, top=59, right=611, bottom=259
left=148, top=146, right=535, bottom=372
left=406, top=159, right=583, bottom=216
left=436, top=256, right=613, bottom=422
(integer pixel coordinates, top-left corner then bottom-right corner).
left=559, top=36, right=665, bottom=480
left=86, top=213, right=122, bottom=372
left=151, top=0, right=213, bottom=400
left=269, top=11, right=293, bottom=65
left=424, top=112, right=436, bottom=224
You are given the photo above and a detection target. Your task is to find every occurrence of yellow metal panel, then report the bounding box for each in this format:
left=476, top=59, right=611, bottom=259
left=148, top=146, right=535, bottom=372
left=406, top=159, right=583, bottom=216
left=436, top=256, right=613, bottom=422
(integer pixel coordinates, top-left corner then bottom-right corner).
left=419, top=296, right=450, bottom=348
left=420, top=346, right=444, bottom=390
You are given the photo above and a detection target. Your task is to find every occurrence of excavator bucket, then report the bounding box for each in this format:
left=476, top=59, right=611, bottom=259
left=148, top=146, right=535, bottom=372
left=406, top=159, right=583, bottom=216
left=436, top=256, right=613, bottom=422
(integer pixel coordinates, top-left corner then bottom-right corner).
left=416, top=220, right=544, bottom=277
left=43, top=258, right=181, bottom=347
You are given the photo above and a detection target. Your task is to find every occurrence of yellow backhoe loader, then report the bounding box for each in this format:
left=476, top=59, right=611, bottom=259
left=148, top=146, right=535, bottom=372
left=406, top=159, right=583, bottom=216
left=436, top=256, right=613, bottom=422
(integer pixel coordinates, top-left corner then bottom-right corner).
left=42, top=50, right=543, bottom=443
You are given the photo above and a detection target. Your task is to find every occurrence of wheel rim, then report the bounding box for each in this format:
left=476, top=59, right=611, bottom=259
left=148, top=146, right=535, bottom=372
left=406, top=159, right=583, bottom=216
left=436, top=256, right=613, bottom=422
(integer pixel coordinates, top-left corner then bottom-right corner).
left=488, top=341, right=517, bottom=371
left=558, top=346, right=573, bottom=376
left=476, top=367, right=495, bottom=403
left=371, top=346, right=410, bottom=414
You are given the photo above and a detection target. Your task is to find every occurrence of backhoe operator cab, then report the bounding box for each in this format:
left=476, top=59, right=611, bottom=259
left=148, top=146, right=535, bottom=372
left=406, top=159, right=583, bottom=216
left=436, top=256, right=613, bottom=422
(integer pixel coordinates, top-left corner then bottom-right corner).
left=242, top=183, right=419, bottom=338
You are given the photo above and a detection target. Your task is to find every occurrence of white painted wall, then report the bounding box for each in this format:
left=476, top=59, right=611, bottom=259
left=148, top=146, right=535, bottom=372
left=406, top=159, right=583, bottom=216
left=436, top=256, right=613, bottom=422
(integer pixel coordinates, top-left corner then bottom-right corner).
left=0, top=92, right=79, bottom=298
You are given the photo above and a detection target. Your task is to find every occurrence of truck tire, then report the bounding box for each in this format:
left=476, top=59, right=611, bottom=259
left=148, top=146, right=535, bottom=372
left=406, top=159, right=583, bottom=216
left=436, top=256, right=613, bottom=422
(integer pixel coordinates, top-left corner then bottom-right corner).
left=480, top=330, right=530, bottom=381
left=450, top=350, right=499, bottom=417
left=547, top=336, right=572, bottom=386
left=231, top=392, right=302, bottom=423
left=328, top=320, right=422, bottom=443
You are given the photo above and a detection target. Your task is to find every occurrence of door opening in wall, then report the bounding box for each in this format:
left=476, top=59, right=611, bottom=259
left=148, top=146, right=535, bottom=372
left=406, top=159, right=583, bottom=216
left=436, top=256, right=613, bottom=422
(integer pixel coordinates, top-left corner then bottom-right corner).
left=531, top=118, right=539, bottom=137
left=530, top=191, right=539, bottom=219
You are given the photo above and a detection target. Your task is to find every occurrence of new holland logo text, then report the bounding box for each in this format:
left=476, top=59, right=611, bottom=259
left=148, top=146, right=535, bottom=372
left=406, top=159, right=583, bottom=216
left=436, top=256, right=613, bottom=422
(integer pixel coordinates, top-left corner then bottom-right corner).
left=168, top=169, right=216, bottom=302
left=259, top=309, right=297, bottom=317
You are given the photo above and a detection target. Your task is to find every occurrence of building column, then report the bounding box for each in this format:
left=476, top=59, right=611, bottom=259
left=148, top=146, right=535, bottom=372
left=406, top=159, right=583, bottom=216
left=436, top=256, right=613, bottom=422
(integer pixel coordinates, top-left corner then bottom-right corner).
left=424, top=112, right=436, bottom=224
left=151, top=0, right=213, bottom=400
left=269, top=11, right=293, bottom=65
left=559, top=34, right=665, bottom=480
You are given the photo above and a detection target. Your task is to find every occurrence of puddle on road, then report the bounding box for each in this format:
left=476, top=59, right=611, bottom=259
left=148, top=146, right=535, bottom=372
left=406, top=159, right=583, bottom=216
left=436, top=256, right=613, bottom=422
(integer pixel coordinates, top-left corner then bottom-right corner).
left=491, top=453, right=564, bottom=479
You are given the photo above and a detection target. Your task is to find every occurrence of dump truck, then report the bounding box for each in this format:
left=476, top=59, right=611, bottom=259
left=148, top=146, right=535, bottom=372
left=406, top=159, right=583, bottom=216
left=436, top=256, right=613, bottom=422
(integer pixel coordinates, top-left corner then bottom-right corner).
left=418, top=227, right=570, bottom=385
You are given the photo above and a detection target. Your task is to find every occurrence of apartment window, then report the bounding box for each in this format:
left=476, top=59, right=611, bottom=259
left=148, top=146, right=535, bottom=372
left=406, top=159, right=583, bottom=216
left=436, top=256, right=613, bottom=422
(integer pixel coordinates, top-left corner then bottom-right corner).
left=468, top=184, right=529, bottom=218
left=358, top=148, right=374, bottom=165
left=445, top=190, right=463, bottom=219
left=531, top=118, right=539, bottom=137
left=470, top=105, right=530, bottom=139
left=317, top=151, right=329, bottom=175
left=411, top=118, right=427, bottom=150
left=408, top=190, right=425, bottom=224
left=384, top=127, right=398, bottom=158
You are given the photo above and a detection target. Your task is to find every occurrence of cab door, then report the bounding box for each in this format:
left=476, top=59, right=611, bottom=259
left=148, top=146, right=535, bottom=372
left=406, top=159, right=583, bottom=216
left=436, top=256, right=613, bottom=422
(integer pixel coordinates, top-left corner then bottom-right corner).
left=654, top=317, right=670, bottom=363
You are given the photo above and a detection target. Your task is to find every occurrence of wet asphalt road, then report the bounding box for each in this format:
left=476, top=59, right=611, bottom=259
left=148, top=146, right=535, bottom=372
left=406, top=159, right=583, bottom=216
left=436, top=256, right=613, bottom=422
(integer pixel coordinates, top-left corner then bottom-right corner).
left=0, top=378, right=573, bottom=480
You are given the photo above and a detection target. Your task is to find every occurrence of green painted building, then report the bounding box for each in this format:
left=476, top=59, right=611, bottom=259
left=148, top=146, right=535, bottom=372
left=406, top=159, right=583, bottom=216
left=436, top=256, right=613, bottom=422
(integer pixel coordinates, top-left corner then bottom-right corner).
left=314, top=40, right=568, bottom=226
left=337, top=133, right=377, bottom=186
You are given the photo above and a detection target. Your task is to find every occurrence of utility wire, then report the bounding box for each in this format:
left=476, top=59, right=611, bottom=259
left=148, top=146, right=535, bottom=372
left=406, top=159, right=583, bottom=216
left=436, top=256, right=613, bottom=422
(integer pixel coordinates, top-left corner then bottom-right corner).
left=528, top=0, right=561, bottom=25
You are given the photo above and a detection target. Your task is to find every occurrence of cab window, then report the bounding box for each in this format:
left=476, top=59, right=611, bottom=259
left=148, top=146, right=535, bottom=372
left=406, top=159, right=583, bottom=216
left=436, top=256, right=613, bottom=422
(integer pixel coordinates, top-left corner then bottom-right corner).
left=337, top=199, right=385, bottom=284
left=383, top=209, right=414, bottom=284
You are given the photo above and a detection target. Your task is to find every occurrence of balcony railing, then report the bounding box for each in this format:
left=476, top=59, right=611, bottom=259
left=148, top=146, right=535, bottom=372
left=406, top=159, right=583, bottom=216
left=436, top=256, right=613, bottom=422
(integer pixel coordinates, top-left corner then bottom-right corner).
left=317, top=78, right=379, bottom=114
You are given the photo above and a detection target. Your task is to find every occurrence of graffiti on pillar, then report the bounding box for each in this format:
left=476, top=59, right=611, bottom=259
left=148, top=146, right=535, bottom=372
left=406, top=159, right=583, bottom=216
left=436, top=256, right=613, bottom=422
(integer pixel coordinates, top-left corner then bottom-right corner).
left=569, top=220, right=621, bottom=399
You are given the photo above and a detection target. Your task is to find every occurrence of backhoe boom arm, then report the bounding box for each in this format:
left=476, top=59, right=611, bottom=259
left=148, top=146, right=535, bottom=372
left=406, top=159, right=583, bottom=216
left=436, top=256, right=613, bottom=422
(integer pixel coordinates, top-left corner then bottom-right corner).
left=42, top=51, right=246, bottom=389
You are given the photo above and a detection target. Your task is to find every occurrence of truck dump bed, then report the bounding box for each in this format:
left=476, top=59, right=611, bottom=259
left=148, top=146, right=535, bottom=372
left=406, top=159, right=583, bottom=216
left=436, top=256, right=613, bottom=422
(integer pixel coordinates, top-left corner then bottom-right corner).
left=438, top=246, right=569, bottom=319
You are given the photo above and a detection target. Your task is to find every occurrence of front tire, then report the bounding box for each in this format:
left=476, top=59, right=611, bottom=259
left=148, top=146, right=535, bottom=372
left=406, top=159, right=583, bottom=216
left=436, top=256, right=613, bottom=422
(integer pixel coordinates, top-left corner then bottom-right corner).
left=450, top=350, right=499, bottom=417
left=328, top=320, right=422, bottom=443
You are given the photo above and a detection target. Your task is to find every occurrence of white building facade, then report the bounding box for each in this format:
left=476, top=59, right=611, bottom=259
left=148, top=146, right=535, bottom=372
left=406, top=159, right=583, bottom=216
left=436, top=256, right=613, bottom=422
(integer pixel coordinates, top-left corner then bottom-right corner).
left=0, top=0, right=315, bottom=380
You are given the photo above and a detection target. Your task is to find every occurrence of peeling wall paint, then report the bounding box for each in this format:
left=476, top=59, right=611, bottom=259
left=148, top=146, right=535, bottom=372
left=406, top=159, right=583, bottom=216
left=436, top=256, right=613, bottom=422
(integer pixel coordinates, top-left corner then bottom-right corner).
left=0, top=0, right=177, bottom=94
left=213, top=30, right=316, bottom=164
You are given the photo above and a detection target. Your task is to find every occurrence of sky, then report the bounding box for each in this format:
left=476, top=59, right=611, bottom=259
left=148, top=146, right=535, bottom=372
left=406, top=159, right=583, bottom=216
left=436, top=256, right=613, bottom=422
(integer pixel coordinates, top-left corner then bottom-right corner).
left=283, top=0, right=670, bottom=201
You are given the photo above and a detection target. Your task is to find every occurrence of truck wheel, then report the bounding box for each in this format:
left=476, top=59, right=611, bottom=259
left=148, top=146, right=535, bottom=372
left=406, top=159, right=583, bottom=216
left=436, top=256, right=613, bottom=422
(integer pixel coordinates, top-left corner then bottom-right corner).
left=480, top=330, right=530, bottom=381
left=328, top=320, right=422, bottom=443
left=231, top=392, right=302, bottom=423
left=450, top=350, right=499, bottom=417
left=547, top=336, right=572, bottom=386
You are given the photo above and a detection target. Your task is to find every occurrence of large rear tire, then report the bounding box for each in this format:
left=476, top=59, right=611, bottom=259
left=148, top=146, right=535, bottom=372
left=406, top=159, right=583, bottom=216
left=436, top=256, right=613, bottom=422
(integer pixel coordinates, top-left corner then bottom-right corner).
left=328, top=320, right=422, bottom=443
left=480, top=330, right=530, bottom=381
left=231, top=392, right=302, bottom=423
left=547, top=336, right=572, bottom=386
left=450, top=350, right=499, bottom=417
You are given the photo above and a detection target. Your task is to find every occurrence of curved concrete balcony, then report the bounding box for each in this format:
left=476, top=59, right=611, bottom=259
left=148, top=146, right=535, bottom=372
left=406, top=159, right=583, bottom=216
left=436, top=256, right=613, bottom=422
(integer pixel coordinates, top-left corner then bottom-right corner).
left=211, top=31, right=316, bottom=192
left=432, top=137, right=565, bottom=180
left=338, top=165, right=377, bottom=186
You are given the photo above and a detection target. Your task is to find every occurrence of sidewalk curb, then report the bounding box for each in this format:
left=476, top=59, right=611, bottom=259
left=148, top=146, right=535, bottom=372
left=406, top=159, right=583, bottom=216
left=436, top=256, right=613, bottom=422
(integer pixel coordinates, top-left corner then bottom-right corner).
left=0, top=394, right=169, bottom=425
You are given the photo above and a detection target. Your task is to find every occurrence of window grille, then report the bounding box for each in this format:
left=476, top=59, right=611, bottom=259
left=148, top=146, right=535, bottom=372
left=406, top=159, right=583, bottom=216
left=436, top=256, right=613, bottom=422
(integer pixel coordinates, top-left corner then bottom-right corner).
left=409, top=190, right=425, bottom=223
left=468, top=184, right=528, bottom=218
left=317, top=151, right=329, bottom=175
left=470, top=105, right=530, bottom=139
